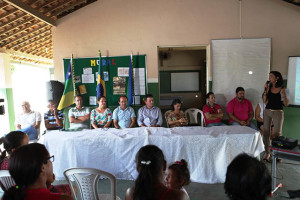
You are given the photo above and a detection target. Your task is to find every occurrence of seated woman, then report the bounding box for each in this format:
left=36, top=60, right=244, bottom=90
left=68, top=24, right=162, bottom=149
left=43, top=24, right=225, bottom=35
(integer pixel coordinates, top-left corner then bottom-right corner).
left=3, top=143, right=72, bottom=200
left=0, top=131, right=71, bottom=196
left=125, top=145, right=189, bottom=200
left=90, top=96, right=112, bottom=128
left=224, top=153, right=271, bottom=200
left=167, top=99, right=188, bottom=128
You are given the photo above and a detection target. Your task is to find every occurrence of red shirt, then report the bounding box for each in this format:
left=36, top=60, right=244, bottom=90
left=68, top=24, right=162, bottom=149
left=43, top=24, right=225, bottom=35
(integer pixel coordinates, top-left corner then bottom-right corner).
left=226, top=98, right=253, bottom=124
left=203, top=104, right=222, bottom=125
left=25, top=188, right=61, bottom=200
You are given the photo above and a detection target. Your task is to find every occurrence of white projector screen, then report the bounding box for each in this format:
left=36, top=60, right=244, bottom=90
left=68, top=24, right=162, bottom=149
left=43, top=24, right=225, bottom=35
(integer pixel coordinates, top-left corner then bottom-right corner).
left=287, top=56, right=300, bottom=106
left=212, top=38, right=271, bottom=111
left=171, top=72, right=199, bottom=92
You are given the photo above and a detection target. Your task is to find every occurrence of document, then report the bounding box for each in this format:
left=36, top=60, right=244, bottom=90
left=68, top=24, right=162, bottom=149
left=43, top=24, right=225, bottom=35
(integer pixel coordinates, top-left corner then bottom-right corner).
left=89, top=96, right=97, bottom=105
left=82, top=74, right=94, bottom=83
left=118, top=67, right=129, bottom=77
left=133, top=68, right=145, bottom=95
left=83, top=68, right=92, bottom=74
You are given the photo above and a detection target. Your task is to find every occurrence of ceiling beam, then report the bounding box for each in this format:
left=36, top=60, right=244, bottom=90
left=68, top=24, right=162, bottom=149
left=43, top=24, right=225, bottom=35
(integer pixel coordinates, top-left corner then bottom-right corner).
left=0, top=13, right=27, bottom=28
left=3, top=0, right=56, bottom=26
left=0, top=16, right=34, bottom=36
left=8, top=29, right=51, bottom=49
left=0, top=7, right=19, bottom=20
left=0, top=24, right=49, bottom=47
left=43, top=0, right=74, bottom=15
left=53, top=0, right=86, bottom=16
left=14, top=32, right=51, bottom=50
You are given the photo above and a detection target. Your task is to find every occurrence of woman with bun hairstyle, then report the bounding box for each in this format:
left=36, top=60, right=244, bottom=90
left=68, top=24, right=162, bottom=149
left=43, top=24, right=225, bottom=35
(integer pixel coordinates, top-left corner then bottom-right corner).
left=125, top=145, right=189, bottom=200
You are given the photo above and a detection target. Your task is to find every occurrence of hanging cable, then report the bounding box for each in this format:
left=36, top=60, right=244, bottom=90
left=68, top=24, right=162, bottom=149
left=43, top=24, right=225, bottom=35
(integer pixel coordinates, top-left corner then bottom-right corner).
left=239, top=0, right=243, bottom=39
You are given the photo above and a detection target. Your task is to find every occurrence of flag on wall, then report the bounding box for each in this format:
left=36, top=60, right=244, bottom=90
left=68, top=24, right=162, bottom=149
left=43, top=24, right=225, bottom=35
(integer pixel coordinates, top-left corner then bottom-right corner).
left=128, top=53, right=134, bottom=105
left=58, top=56, right=75, bottom=110
left=97, top=51, right=106, bottom=99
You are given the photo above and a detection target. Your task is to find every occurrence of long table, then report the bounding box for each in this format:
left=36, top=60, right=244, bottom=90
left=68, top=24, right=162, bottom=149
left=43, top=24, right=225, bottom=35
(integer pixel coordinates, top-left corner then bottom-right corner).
left=41, top=126, right=264, bottom=183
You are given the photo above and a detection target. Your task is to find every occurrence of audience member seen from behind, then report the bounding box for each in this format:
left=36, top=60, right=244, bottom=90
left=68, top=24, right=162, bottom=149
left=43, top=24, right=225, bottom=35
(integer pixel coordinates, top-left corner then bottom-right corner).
left=15, top=101, right=41, bottom=140
left=68, top=95, right=90, bottom=129
left=125, top=145, right=189, bottom=200
left=44, top=100, right=64, bottom=130
left=137, top=94, right=163, bottom=127
left=226, top=87, right=257, bottom=130
left=90, top=96, right=112, bottom=128
left=0, top=131, right=71, bottom=195
left=203, top=92, right=226, bottom=127
left=0, top=131, right=29, bottom=170
left=225, top=153, right=271, bottom=200
left=3, top=143, right=72, bottom=200
left=166, top=159, right=191, bottom=198
left=263, top=71, right=289, bottom=161
left=167, top=99, right=188, bottom=128
left=112, top=95, right=136, bottom=128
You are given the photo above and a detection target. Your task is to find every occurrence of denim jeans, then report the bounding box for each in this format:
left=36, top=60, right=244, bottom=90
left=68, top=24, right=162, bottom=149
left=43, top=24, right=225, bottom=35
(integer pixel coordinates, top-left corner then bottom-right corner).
left=206, top=122, right=227, bottom=127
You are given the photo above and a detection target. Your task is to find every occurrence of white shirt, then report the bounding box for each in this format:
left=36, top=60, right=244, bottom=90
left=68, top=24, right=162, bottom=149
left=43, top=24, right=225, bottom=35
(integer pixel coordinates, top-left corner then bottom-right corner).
left=15, top=111, right=41, bottom=132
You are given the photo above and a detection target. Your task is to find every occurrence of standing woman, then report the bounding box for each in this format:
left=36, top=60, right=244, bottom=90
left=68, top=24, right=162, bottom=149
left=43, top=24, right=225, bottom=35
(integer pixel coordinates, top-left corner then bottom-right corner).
left=263, top=71, right=289, bottom=161
left=90, top=96, right=112, bottom=128
left=167, top=99, right=188, bottom=128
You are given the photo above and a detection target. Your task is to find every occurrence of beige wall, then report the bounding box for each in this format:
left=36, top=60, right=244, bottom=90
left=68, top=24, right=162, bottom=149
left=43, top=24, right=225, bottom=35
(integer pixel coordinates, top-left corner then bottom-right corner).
left=53, top=0, right=300, bottom=81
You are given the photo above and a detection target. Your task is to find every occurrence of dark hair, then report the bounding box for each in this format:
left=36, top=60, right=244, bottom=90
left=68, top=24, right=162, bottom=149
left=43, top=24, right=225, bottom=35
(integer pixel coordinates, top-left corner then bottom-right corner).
left=236, top=87, right=244, bottom=94
left=224, top=153, right=271, bottom=200
left=0, top=131, right=27, bottom=164
left=206, top=92, right=214, bottom=99
left=97, top=96, right=106, bottom=102
left=118, top=95, right=128, bottom=102
left=144, top=94, right=153, bottom=101
left=171, top=99, right=182, bottom=111
left=133, top=145, right=165, bottom=200
left=269, top=71, right=283, bottom=88
left=3, top=143, right=50, bottom=200
left=168, top=159, right=191, bottom=186
left=74, top=94, right=83, bottom=100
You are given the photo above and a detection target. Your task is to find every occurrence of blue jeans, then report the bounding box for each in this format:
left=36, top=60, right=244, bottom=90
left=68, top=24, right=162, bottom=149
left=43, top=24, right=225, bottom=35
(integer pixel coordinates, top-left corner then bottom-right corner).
left=206, top=122, right=227, bottom=127
left=230, top=121, right=258, bottom=131
left=19, top=125, right=38, bottom=140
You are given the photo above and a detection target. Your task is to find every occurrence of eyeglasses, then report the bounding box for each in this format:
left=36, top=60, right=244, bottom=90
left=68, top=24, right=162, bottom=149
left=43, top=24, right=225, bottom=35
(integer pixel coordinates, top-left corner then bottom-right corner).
left=46, top=155, right=55, bottom=163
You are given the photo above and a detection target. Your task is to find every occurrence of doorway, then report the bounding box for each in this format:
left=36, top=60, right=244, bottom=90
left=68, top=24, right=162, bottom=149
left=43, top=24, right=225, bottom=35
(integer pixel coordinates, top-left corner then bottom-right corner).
left=158, top=46, right=208, bottom=111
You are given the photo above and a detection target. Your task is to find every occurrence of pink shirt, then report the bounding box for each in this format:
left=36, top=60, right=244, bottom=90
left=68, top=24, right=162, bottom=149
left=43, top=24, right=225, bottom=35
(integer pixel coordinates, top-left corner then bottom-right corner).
left=202, top=104, right=222, bottom=125
left=25, top=188, right=61, bottom=200
left=226, top=98, right=253, bottom=124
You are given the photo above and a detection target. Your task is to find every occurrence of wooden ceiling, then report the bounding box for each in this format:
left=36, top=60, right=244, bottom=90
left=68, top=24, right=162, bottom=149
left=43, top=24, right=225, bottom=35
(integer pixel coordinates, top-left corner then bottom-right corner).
left=0, top=0, right=96, bottom=65
left=0, top=0, right=298, bottom=65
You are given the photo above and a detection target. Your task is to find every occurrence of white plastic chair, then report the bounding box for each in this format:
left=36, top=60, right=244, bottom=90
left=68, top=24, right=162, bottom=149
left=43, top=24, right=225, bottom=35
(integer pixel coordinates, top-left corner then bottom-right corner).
left=164, top=110, right=172, bottom=128
left=64, top=168, right=120, bottom=200
left=184, top=108, right=205, bottom=126
left=0, top=170, right=15, bottom=191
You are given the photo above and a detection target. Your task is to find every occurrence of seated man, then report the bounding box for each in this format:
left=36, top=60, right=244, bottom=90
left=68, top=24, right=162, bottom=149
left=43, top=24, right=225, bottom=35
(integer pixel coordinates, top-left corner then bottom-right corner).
left=224, top=153, right=271, bottom=200
left=15, top=101, right=41, bottom=140
left=68, top=95, right=90, bottom=129
left=203, top=92, right=226, bottom=127
left=137, top=94, right=162, bottom=127
left=112, top=95, right=136, bottom=128
left=226, top=87, right=257, bottom=130
left=44, top=100, right=64, bottom=130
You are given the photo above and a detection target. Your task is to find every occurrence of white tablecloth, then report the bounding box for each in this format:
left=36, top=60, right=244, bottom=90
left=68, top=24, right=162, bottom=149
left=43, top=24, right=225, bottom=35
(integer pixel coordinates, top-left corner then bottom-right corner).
left=41, top=126, right=264, bottom=183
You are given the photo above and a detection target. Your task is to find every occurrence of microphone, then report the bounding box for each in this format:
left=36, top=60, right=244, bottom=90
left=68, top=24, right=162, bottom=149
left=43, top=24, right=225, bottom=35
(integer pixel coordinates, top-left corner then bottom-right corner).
left=265, top=81, right=270, bottom=91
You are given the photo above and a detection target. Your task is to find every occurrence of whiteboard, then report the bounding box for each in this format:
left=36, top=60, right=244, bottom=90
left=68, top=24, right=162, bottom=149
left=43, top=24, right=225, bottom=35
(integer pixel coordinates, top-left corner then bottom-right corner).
left=287, top=56, right=300, bottom=105
left=171, top=72, right=199, bottom=92
left=212, top=38, right=271, bottom=112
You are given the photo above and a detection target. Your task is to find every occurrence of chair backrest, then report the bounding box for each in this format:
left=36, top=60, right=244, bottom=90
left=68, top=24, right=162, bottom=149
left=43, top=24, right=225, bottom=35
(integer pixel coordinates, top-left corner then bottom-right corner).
left=64, top=168, right=117, bottom=200
left=164, top=110, right=172, bottom=128
left=184, top=108, right=205, bottom=126
left=0, top=170, right=16, bottom=191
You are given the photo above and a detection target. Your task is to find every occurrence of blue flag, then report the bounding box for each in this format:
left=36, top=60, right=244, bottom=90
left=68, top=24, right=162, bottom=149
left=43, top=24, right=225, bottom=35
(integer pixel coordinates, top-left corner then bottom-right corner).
left=97, top=51, right=106, bottom=99
left=128, top=54, right=133, bottom=105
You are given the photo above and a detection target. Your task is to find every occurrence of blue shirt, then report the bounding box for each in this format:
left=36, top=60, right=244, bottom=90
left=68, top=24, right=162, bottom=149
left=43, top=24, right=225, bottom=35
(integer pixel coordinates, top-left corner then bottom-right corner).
left=137, top=106, right=162, bottom=127
left=44, top=110, right=64, bottom=130
left=112, top=106, right=136, bottom=128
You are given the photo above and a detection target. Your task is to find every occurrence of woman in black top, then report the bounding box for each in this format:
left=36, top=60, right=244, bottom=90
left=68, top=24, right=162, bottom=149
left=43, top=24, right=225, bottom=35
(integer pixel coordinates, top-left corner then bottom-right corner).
left=263, top=71, right=289, bottom=161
